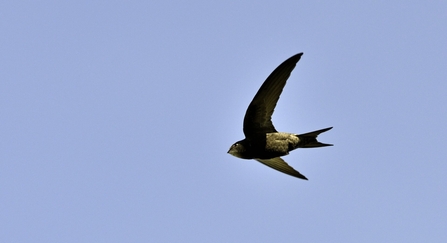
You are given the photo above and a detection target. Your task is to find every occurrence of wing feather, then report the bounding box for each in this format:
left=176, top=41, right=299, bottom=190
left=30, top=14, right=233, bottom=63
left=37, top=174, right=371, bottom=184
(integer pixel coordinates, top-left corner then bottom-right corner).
left=256, top=157, right=308, bottom=180
left=243, top=53, right=303, bottom=137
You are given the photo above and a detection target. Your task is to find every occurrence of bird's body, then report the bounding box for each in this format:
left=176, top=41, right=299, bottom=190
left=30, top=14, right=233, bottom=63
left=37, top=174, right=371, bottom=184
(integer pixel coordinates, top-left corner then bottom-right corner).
left=228, top=53, right=332, bottom=180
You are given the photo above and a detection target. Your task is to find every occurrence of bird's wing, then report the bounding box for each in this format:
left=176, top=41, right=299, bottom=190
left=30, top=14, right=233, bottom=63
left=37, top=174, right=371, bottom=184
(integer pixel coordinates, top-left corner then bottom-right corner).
left=243, top=53, right=303, bottom=137
left=256, top=157, right=308, bottom=180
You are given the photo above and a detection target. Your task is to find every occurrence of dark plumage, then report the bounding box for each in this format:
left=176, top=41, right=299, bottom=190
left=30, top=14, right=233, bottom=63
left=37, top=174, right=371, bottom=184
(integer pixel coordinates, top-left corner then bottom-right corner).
left=227, top=53, right=332, bottom=180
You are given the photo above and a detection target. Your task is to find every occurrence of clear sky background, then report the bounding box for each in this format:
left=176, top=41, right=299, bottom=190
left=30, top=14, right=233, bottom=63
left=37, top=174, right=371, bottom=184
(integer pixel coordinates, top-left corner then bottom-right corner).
left=1, top=1, right=447, bottom=242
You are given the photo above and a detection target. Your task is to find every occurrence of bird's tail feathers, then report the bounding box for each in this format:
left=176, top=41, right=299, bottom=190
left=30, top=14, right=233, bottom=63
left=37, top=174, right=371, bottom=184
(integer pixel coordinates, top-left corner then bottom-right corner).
left=297, top=127, right=333, bottom=148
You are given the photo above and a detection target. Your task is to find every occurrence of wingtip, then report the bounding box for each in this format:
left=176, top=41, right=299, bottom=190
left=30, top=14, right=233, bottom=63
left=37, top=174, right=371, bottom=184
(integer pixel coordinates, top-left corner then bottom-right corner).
left=290, top=52, right=304, bottom=62
left=286, top=171, right=308, bottom=180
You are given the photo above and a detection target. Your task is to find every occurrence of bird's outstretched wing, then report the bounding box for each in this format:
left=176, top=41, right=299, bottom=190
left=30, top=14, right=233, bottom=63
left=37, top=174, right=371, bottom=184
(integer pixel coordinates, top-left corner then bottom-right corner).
left=243, top=53, right=303, bottom=137
left=256, top=157, right=308, bottom=180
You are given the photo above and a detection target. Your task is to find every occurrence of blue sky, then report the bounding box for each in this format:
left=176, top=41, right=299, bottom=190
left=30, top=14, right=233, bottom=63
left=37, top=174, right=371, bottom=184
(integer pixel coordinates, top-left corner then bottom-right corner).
left=1, top=1, right=447, bottom=242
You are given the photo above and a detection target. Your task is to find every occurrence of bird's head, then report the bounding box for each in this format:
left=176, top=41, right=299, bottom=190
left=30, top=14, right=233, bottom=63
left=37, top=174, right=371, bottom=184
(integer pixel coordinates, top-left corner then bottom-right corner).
left=228, top=139, right=250, bottom=159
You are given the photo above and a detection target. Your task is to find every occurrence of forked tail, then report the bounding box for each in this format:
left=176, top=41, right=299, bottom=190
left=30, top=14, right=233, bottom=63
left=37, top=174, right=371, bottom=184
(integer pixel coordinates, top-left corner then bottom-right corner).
left=297, top=127, right=333, bottom=148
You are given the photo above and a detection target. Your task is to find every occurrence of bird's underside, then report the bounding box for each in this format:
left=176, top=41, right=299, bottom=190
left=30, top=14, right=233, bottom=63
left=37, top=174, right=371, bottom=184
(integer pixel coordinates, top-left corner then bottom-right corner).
left=248, top=128, right=332, bottom=180
left=228, top=53, right=333, bottom=180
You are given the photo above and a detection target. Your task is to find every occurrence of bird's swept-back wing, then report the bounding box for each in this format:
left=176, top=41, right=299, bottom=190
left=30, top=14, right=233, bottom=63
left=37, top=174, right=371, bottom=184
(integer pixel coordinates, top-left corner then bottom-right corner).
left=256, top=157, right=308, bottom=180
left=243, top=53, right=303, bottom=137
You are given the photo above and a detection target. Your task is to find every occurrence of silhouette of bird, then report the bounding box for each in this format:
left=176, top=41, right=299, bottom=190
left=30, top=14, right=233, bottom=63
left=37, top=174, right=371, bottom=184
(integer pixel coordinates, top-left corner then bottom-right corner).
left=228, top=53, right=332, bottom=180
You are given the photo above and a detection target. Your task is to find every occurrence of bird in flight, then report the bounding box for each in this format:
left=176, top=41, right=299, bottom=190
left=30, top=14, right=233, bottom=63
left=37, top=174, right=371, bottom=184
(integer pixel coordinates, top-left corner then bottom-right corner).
left=227, top=53, right=332, bottom=180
